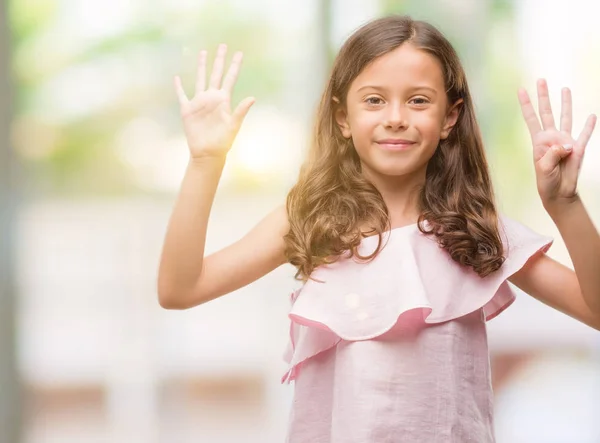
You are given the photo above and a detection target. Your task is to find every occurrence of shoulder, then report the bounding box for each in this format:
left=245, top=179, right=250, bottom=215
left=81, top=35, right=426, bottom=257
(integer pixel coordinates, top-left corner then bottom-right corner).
left=271, top=204, right=289, bottom=230
left=246, top=204, right=289, bottom=250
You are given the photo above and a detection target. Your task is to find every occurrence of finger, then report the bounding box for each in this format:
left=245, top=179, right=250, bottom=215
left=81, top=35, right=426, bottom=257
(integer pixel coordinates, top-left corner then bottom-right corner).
left=560, top=87, right=572, bottom=134
left=232, top=96, right=255, bottom=128
left=576, top=114, right=597, bottom=148
left=209, top=44, right=227, bottom=89
left=195, top=50, right=208, bottom=94
left=537, top=79, right=556, bottom=130
left=222, top=51, right=243, bottom=95
left=538, top=144, right=572, bottom=174
left=517, top=88, right=542, bottom=136
left=174, top=76, right=189, bottom=104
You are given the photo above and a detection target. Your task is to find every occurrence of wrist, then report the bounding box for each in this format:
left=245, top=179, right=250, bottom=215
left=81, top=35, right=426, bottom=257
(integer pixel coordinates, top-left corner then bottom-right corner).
left=544, top=194, right=582, bottom=222
left=188, top=154, right=227, bottom=168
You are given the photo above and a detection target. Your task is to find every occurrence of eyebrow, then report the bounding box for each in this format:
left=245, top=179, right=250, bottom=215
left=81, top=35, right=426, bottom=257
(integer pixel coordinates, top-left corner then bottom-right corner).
left=356, top=85, right=438, bottom=95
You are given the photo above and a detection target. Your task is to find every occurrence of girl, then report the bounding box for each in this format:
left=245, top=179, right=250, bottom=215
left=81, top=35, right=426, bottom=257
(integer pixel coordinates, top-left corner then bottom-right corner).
left=158, top=15, right=600, bottom=442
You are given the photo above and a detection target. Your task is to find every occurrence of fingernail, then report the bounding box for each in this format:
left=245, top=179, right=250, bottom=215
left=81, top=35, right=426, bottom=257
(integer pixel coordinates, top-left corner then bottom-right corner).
left=564, top=144, right=573, bottom=151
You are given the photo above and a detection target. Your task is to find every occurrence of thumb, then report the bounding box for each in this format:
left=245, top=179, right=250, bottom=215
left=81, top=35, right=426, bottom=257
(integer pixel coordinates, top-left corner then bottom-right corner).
left=538, top=144, right=572, bottom=174
left=232, top=97, right=255, bottom=128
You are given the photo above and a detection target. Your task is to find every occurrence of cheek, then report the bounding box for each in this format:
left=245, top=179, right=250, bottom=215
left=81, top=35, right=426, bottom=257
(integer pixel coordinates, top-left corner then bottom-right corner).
left=413, top=112, right=444, bottom=139
left=349, top=110, right=379, bottom=133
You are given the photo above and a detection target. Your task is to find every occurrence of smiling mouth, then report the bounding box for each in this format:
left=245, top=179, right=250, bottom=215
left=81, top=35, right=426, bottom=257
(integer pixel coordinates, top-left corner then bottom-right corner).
left=375, top=139, right=417, bottom=151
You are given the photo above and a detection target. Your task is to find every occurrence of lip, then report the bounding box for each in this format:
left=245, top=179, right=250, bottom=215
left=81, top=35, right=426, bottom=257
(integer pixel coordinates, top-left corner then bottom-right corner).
left=375, top=139, right=416, bottom=151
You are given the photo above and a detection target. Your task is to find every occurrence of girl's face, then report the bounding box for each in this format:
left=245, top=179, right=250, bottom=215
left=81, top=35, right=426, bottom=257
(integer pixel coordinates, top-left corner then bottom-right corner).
left=335, top=44, right=461, bottom=183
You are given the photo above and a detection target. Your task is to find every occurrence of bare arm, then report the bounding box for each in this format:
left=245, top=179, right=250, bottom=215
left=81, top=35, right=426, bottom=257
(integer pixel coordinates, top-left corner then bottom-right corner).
left=158, top=158, right=289, bottom=309
left=510, top=249, right=600, bottom=331
left=157, top=44, right=287, bottom=309
left=185, top=204, right=288, bottom=308
left=513, top=80, right=599, bottom=329
left=510, top=196, right=600, bottom=330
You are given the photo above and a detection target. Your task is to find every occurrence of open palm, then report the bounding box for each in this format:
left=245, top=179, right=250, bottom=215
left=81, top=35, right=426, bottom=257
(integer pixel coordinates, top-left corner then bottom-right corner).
left=518, top=79, right=596, bottom=205
left=174, top=44, right=255, bottom=159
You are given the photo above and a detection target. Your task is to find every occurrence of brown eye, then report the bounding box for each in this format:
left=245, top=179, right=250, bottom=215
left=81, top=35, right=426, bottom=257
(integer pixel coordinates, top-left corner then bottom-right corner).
left=410, top=97, right=429, bottom=105
left=365, top=97, right=384, bottom=105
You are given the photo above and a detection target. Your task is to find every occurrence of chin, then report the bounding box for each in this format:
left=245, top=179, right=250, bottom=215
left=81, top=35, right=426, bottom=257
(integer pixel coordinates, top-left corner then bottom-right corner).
left=365, top=161, right=423, bottom=178
left=358, top=147, right=432, bottom=179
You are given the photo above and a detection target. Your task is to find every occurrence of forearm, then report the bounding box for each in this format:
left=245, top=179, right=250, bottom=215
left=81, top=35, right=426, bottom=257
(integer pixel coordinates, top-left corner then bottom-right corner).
left=158, top=156, right=226, bottom=304
left=546, top=196, right=600, bottom=314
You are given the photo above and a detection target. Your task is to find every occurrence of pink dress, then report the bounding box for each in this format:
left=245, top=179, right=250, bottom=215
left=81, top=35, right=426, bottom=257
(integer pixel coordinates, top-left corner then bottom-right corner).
left=282, top=216, right=553, bottom=442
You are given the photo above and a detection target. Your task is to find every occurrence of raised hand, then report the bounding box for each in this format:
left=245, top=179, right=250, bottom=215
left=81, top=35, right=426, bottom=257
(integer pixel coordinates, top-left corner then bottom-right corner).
left=518, top=79, right=596, bottom=208
left=175, top=44, right=255, bottom=160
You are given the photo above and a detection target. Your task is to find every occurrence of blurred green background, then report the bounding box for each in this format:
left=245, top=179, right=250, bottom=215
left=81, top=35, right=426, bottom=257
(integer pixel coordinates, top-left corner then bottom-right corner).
left=2, top=0, right=599, bottom=442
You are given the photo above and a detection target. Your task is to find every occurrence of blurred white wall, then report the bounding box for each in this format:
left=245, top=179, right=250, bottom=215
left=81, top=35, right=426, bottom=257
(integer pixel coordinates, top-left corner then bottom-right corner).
left=8, top=0, right=600, bottom=442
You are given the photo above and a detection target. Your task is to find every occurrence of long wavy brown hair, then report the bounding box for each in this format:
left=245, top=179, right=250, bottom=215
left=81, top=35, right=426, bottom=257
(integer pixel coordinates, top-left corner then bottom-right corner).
left=284, top=15, right=505, bottom=281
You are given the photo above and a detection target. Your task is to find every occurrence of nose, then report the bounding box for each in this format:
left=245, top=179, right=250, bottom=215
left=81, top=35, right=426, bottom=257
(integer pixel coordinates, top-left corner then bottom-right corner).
left=384, top=103, right=408, bottom=130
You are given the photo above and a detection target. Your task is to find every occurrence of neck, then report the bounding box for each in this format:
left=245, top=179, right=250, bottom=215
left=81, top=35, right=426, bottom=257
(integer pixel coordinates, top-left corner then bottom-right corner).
left=362, top=167, right=425, bottom=228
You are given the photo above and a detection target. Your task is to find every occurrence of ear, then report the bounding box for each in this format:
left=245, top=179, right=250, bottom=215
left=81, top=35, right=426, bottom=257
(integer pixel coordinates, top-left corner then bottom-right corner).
left=333, top=96, right=352, bottom=138
left=440, top=98, right=463, bottom=140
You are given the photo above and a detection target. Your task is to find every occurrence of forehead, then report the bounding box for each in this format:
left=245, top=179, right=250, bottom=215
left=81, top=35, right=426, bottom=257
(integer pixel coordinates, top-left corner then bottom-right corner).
left=351, top=44, right=445, bottom=92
